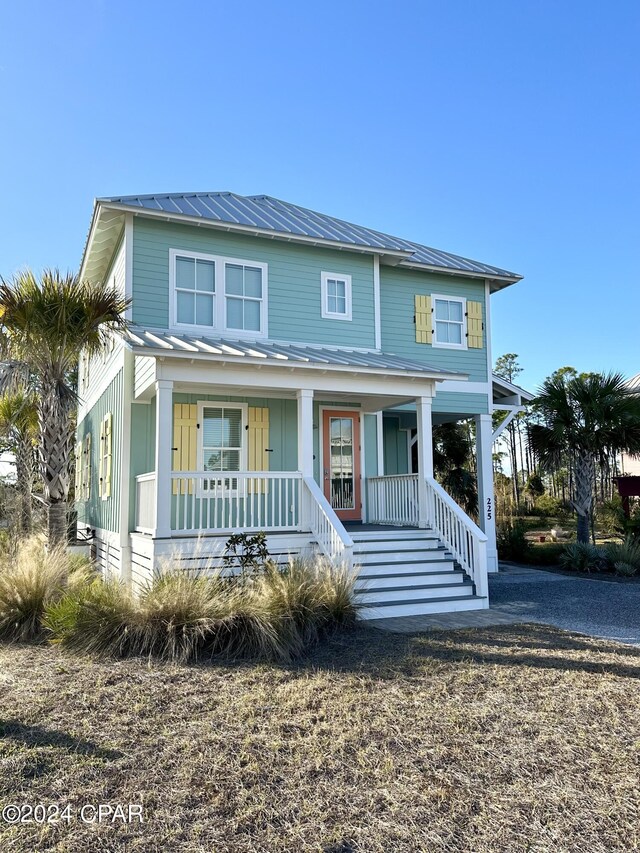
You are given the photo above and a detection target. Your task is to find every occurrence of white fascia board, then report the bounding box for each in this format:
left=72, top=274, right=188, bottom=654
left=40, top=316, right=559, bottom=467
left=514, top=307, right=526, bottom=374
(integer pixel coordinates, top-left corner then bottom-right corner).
left=156, top=357, right=440, bottom=399
left=78, top=201, right=101, bottom=281
left=135, top=346, right=464, bottom=383
left=395, top=260, right=521, bottom=286
left=98, top=203, right=414, bottom=260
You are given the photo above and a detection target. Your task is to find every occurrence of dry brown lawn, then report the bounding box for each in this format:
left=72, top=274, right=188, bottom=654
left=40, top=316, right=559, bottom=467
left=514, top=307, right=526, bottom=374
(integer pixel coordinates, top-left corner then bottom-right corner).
left=0, top=624, right=639, bottom=852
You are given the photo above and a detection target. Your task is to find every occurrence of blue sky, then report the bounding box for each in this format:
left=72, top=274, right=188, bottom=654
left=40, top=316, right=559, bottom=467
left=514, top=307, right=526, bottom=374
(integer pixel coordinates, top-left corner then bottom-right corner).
left=0, top=0, right=638, bottom=391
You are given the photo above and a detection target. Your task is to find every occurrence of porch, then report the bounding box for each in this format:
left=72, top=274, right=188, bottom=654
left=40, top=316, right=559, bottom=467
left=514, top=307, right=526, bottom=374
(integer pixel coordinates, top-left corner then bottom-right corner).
left=126, top=331, right=495, bottom=615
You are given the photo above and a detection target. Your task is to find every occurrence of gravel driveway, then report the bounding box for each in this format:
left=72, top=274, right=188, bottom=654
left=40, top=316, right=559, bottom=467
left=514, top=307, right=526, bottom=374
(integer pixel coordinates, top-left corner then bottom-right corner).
left=489, top=565, right=640, bottom=646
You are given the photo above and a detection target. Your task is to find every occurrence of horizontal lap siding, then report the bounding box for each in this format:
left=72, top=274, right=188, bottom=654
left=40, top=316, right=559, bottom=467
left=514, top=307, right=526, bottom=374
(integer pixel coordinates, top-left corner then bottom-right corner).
left=433, top=391, right=489, bottom=416
left=132, top=219, right=376, bottom=347
left=380, top=267, right=488, bottom=382
left=76, top=369, right=123, bottom=534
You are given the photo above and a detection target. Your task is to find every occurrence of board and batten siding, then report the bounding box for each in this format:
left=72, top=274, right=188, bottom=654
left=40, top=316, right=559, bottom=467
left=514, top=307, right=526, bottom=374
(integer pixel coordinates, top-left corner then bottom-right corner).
left=76, top=368, right=124, bottom=534
left=379, top=266, right=489, bottom=383
left=131, top=218, right=376, bottom=347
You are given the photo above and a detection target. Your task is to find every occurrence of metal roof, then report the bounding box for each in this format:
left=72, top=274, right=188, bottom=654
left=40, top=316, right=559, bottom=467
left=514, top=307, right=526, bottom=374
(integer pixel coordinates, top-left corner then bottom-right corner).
left=122, top=328, right=465, bottom=378
left=627, top=373, right=640, bottom=392
left=98, top=192, right=521, bottom=282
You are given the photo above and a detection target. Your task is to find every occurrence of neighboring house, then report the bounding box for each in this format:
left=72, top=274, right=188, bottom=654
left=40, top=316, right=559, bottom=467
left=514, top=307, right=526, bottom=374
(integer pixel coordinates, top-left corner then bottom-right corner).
left=75, top=192, right=530, bottom=619
left=620, top=373, right=640, bottom=476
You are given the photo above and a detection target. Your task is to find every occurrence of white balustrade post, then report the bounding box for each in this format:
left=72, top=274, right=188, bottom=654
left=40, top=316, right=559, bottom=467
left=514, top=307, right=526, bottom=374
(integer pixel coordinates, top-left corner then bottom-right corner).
left=475, top=413, right=498, bottom=573
left=154, top=379, right=173, bottom=539
left=416, top=395, right=434, bottom=528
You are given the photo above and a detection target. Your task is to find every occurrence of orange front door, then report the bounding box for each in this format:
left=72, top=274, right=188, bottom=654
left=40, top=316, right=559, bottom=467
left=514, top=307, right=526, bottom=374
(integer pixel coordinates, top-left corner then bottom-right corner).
left=322, top=410, right=361, bottom=521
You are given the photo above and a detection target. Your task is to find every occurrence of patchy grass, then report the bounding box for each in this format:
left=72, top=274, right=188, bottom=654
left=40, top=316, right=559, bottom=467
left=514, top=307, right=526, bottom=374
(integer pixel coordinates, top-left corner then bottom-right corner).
left=1, top=624, right=639, bottom=852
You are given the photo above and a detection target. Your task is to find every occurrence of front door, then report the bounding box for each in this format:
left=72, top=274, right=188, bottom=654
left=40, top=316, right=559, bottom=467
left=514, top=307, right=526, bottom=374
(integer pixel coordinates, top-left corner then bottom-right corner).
left=322, top=410, right=361, bottom=521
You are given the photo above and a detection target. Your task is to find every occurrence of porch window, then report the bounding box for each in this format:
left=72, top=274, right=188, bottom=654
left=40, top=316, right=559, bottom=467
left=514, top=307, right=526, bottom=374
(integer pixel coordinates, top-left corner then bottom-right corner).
left=433, top=296, right=466, bottom=348
left=321, top=272, right=352, bottom=320
left=200, top=405, right=245, bottom=490
left=170, top=249, right=267, bottom=336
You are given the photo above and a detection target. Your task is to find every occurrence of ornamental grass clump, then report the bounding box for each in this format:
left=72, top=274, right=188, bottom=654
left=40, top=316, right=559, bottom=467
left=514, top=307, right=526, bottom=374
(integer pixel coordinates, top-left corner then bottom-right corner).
left=45, top=556, right=359, bottom=663
left=0, top=536, right=93, bottom=642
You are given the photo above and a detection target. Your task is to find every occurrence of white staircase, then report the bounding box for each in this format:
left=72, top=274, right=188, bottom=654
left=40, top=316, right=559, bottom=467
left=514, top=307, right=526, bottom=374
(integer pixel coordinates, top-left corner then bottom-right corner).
left=351, top=528, right=488, bottom=620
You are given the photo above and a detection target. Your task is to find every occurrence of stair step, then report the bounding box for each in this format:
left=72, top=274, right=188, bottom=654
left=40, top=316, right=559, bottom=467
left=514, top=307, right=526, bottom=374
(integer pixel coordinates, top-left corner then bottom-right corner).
left=349, top=529, right=434, bottom=540
left=355, top=571, right=465, bottom=589
left=353, top=539, right=442, bottom=553
left=360, top=559, right=464, bottom=578
left=358, top=595, right=488, bottom=620
left=357, top=581, right=474, bottom=604
left=355, top=550, right=450, bottom=566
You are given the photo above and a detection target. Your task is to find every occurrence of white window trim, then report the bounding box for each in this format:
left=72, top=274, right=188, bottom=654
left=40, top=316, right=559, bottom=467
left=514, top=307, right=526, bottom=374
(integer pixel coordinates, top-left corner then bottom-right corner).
left=196, top=401, right=248, bottom=494
left=321, top=271, right=352, bottom=321
left=169, top=249, right=268, bottom=338
left=431, top=294, right=468, bottom=350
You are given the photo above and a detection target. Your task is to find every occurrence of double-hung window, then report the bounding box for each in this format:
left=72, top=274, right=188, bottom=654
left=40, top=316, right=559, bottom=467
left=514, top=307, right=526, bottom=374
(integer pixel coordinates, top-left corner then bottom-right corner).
left=175, top=255, right=216, bottom=327
left=321, top=272, right=352, bottom=321
left=433, top=295, right=466, bottom=348
left=225, top=263, right=263, bottom=332
left=199, top=404, right=246, bottom=492
left=171, top=250, right=267, bottom=336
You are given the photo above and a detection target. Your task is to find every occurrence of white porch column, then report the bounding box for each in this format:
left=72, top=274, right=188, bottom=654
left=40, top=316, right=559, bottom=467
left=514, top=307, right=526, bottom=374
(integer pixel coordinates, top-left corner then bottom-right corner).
left=475, top=414, right=498, bottom=572
left=296, top=389, right=314, bottom=477
left=416, top=395, right=434, bottom=528
left=154, top=379, right=173, bottom=539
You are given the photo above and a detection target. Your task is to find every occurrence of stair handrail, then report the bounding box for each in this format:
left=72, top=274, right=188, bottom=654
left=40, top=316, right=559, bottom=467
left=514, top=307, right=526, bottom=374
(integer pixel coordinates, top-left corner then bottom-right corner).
left=424, top=475, right=488, bottom=598
left=302, top=476, right=354, bottom=567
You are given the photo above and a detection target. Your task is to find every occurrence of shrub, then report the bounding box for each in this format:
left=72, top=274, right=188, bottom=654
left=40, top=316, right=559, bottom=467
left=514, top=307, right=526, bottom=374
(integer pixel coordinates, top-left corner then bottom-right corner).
left=0, top=536, right=93, bottom=642
left=596, top=496, right=626, bottom=536
left=614, top=562, right=637, bottom=577
left=497, top=520, right=532, bottom=562
left=45, top=557, right=358, bottom=663
left=559, top=542, right=608, bottom=573
left=605, top=537, right=640, bottom=576
left=532, top=495, right=566, bottom=519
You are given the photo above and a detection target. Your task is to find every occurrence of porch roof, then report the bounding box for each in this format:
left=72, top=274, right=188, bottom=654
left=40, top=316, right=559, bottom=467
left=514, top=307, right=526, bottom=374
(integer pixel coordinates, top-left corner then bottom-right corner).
left=122, top=328, right=466, bottom=380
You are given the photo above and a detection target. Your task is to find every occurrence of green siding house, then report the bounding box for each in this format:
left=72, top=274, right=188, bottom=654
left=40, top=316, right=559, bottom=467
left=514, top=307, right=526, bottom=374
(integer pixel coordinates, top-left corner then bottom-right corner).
left=75, top=193, right=531, bottom=619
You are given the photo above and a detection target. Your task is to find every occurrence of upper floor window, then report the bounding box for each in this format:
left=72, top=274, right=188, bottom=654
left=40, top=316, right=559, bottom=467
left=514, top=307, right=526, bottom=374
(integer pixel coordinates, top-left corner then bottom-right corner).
left=321, top=272, right=352, bottom=321
left=170, top=249, right=267, bottom=337
left=433, top=295, right=466, bottom=349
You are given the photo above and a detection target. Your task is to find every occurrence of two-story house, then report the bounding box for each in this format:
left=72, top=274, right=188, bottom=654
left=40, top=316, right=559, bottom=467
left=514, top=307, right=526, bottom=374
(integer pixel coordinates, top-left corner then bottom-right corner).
left=75, top=193, right=531, bottom=619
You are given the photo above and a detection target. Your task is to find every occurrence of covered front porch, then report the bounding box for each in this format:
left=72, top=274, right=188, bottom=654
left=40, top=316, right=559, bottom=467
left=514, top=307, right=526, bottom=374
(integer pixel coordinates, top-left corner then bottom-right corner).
left=127, top=331, right=492, bottom=607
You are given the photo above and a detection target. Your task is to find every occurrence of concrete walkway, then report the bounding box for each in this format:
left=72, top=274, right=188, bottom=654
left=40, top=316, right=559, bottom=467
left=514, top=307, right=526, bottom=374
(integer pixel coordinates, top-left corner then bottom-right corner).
left=367, top=564, right=640, bottom=646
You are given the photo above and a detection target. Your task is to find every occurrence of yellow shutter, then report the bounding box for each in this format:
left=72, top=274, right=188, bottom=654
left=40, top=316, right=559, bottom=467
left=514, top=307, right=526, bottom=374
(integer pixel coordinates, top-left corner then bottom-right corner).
left=84, top=433, right=91, bottom=500
left=248, top=406, right=270, bottom=493
left=173, top=404, right=198, bottom=494
left=415, top=295, right=432, bottom=344
left=74, top=442, right=82, bottom=497
left=104, top=413, right=113, bottom=499
left=98, top=418, right=105, bottom=499
left=467, top=300, right=484, bottom=348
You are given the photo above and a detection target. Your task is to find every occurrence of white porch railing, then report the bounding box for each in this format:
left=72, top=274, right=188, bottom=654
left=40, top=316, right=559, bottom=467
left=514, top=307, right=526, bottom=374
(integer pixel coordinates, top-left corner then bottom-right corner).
left=135, top=473, right=156, bottom=534
left=170, top=471, right=303, bottom=534
left=367, top=474, right=420, bottom=526
left=134, top=468, right=353, bottom=567
left=425, top=476, right=488, bottom=599
left=302, top=476, right=353, bottom=567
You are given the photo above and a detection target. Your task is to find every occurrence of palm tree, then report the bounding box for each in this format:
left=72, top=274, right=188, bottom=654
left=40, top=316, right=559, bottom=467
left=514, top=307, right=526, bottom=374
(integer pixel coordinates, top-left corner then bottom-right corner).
left=433, top=421, right=478, bottom=516
left=0, top=269, right=128, bottom=543
left=529, top=372, right=640, bottom=543
left=0, top=391, right=38, bottom=533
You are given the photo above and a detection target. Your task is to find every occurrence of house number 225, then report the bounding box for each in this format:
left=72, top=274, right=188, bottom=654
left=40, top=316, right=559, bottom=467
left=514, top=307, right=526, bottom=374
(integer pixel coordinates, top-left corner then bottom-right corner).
left=486, top=498, right=492, bottom=521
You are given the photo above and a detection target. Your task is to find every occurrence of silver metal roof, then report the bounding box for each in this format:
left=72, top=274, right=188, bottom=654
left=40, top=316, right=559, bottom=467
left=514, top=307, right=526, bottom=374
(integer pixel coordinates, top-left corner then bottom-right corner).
left=627, top=373, right=640, bottom=392
left=123, top=328, right=464, bottom=377
left=99, top=192, right=521, bottom=281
